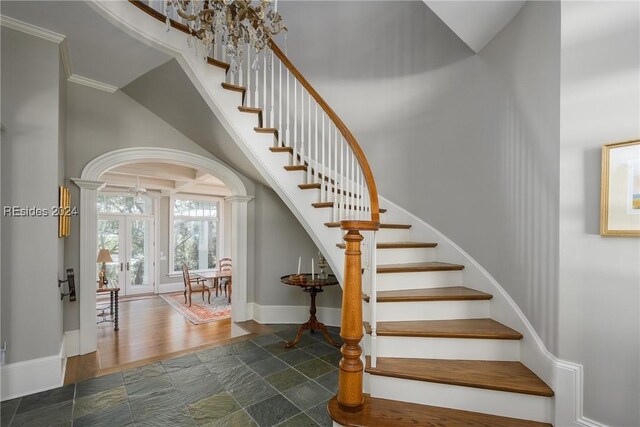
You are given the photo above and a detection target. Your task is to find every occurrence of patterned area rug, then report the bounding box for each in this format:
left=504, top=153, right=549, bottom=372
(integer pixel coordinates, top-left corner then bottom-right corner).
left=159, top=291, right=231, bottom=324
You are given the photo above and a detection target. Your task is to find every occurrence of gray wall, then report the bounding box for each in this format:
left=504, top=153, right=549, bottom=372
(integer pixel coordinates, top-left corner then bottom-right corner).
left=279, top=1, right=560, bottom=351
left=558, top=2, right=640, bottom=425
left=1, top=28, right=65, bottom=363
left=253, top=184, right=341, bottom=307
left=64, top=83, right=338, bottom=331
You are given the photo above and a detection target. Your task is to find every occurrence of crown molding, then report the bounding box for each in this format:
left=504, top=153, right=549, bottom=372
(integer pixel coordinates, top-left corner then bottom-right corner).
left=0, top=14, right=65, bottom=43
left=60, top=39, right=72, bottom=78
left=68, top=75, right=118, bottom=93
left=1, top=14, right=118, bottom=92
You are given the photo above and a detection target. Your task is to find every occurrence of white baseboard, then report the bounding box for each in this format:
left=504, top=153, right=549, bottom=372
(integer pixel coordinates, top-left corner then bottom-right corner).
left=553, top=359, right=608, bottom=427
left=249, top=303, right=341, bottom=328
left=64, top=330, right=80, bottom=358
left=0, top=340, right=66, bottom=401
left=157, top=282, right=184, bottom=294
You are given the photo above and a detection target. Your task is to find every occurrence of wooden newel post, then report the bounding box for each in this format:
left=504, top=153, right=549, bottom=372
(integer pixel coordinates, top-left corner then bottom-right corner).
left=338, top=228, right=365, bottom=411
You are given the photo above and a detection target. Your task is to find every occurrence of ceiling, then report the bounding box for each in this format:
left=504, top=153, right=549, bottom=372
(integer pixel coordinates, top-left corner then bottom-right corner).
left=100, top=162, right=232, bottom=197
left=1, top=1, right=171, bottom=88
left=424, top=1, right=527, bottom=53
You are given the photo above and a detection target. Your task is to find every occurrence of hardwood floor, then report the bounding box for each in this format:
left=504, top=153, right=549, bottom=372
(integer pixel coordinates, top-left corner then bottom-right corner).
left=64, top=296, right=269, bottom=384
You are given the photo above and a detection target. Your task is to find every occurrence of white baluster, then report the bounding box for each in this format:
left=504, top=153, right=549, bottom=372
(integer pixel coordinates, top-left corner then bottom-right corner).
left=321, top=113, right=326, bottom=203
left=270, top=54, right=275, bottom=129
left=336, top=126, right=340, bottom=221
left=370, top=229, right=378, bottom=368
left=340, top=136, right=345, bottom=220
left=254, top=51, right=259, bottom=110
left=351, top=150, right=355, bottom=219
left=293, top=80, right=298, bottom=164
left=263, top=51, right=267, bottom=111
left=286, top=68, right=290, bottom=151
left=307, top=94, right=312, bottom=184
left=278, top=59, right=283, bottom=147
left=301, top=90, right=305, bottom=172
left=245, top=48, right=250, bottom=105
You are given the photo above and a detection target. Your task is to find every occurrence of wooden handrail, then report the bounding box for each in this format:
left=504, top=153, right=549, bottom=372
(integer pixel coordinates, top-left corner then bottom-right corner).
left=129, top=0, right=380, bottom=228
left=268, top=41, right=380, bottom=227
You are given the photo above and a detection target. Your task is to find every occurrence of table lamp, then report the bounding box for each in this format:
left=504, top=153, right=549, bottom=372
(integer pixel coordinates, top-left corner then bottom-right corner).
left=97, top=249, right=113, bottom=288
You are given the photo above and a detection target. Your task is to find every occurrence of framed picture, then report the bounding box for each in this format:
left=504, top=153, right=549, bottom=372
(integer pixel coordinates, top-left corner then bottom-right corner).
left=600, top=140, right=640, bottom=236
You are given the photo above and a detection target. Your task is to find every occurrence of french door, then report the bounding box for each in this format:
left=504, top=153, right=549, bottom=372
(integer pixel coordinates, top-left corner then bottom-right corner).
left=98, top=215, right=155, bottom=295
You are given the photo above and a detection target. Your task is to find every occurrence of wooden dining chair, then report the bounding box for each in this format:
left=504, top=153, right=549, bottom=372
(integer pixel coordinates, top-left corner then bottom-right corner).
left=182, top=264, right=210, bottom=307
left=219, top=258, right=232, bottom=302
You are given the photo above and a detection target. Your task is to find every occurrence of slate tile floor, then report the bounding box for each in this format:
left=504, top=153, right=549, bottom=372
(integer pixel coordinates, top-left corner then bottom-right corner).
left=1, top=325, right=342, bottom=427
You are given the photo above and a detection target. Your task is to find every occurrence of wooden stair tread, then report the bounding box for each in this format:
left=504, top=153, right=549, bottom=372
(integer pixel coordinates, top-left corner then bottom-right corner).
left=377, top=261, right=464, bottom=273
left=366, top=357, right=553, bottom=397
left=299, top=183, right=322, bottom=190
left=325, top=222, right=411, bottom=229
left=362, top=286, right=492, bottom=303
left=364, top=318, right=522, bottom=340
left=269, top=146, right=293, bottom=153
left=337, top=241, right=436, bottom=249
left=312, top=202, right=385, bottom=212
left=238, top=106, right=262, bottom=113
left=284, top=165, right=307, bottom=172
left=254, top=127, right=278, bottom=134
left=206, top=57, right=230, bottom=71
left=328, top=395, right=552, bottom=427
left=221, top=82, right=246, bottom=93
left=312, top=201, right=386, bottom=212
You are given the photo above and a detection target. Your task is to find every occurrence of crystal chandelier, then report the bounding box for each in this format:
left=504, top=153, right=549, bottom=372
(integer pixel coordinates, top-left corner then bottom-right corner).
left=165, top=0, right=287, bottom=71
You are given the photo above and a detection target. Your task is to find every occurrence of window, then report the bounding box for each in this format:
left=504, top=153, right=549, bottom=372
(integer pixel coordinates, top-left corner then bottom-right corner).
left=97, top=193, right=152, bottom=215
left=171, top=197, right=221, bottom=273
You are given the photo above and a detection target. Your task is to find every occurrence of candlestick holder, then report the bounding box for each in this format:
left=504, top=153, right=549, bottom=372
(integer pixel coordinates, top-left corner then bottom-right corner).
left=318, top=255, right=328, bottom=280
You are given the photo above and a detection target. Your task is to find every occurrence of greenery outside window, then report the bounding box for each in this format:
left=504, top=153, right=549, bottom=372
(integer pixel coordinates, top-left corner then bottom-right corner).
left=171, top=196, right=221, bottom=273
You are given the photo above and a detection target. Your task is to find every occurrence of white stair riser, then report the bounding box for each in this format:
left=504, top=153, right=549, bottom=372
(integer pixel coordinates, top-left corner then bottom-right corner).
left=376, top=247, right=436, bottom=264
left=287, top=170, right=308, bottom=185
left=371, top=336, right=520, bottom=361
left=370, top=300, right=489, bottom=321
left=376, top=271, right=463, bottom=289
left=367, top=374, right=552, bottom=423
left=376, top=228, right=412, bottom=242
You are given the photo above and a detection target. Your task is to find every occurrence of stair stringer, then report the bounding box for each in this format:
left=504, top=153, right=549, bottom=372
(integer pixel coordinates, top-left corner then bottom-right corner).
left=88, top=0, right=348, bottom=283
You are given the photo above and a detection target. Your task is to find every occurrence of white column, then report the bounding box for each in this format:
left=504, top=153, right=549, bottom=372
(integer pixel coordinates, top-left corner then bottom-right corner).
left=71, top=178, right=105, bottom=355
left=225, top=195, right=253, bottom=322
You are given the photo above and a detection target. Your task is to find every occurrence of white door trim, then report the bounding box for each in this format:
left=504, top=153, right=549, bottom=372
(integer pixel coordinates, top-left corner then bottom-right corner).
left=72, top=147, right=252, bottom=355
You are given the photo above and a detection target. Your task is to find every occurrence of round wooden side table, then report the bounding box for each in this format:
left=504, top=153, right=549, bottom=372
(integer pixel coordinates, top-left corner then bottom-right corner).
left=280, top=274, right=341, bottom=348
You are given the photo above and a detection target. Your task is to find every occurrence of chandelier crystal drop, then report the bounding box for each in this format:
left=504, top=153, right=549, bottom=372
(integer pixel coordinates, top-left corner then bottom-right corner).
left=165, top=0, right=287, bottom=72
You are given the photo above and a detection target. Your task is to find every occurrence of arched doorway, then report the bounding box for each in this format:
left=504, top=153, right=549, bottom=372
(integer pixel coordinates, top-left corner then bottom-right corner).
left=73, top=147, right=252, bottom=355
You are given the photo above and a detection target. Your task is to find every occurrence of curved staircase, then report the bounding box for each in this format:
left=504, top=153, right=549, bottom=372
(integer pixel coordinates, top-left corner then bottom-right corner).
left=93, top=2, right=554, bottom=425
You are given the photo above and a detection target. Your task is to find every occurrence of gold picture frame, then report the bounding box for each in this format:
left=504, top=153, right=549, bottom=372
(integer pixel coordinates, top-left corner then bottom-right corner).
left=600, top=140, right=640, bottom=236
left=58, top=186, right=71, bottom=238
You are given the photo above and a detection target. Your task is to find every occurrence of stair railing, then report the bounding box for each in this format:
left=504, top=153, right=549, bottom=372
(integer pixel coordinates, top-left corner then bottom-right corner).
left=131, top=0, right=379, bottom=411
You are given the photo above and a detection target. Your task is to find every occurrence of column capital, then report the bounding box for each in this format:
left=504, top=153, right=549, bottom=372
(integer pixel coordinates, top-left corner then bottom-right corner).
left=71, top=178, right=106, bottom=191
left=224, top=195, right=253, bottom=204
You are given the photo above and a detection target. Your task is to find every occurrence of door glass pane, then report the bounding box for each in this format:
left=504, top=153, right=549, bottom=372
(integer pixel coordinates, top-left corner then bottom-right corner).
left=130, top=219, right=152, bottom=287
left=97, top=219, right=120, bottom=286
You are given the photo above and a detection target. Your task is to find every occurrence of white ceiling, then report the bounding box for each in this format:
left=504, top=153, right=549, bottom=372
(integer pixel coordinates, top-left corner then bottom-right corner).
left=424, top=1, right=527, bottom=53
left=101, top=162, right=232, bottom=197
left=1, top=1, right=171, bottom=88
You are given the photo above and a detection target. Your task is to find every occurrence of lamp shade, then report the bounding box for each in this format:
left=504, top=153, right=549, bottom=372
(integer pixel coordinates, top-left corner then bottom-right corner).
left=97, top=249, right=113, bottom=263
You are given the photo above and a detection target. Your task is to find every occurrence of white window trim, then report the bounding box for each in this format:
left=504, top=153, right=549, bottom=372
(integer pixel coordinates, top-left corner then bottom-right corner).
left=168, top=194, right=225, bottom=275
